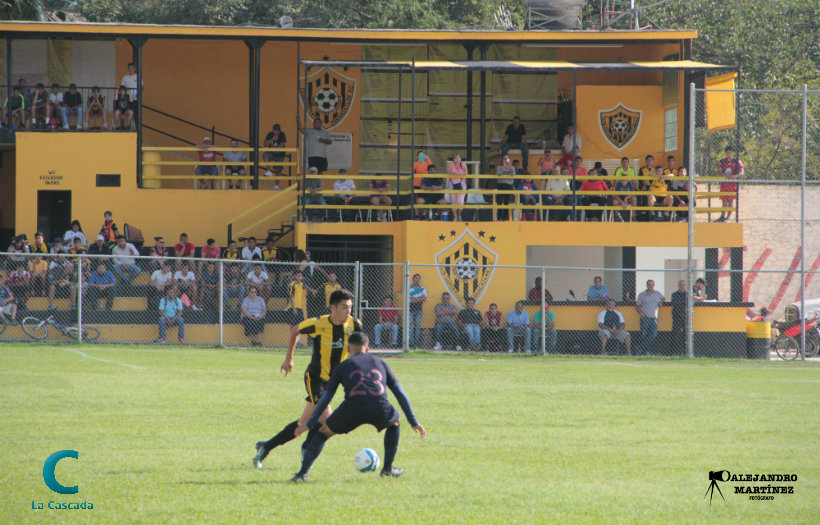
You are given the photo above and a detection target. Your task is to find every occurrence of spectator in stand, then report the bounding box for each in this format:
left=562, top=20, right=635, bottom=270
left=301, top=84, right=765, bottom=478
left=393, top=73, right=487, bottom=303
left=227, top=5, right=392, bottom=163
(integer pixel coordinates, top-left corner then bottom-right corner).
left=61, top=83, right=84, bottom=129
left=48, top=83, right=63, bottom=126
left=18, top=79, right=33, bottom=124
left=46, top=249, right=69, bottom=289
left=0, top=282, right=18, bottom=323
left=496, top=156, right=516, bottom=221
left=433, top=292, right=459, bottom=351
left=669, top=166, right=695, bottom=222
left=612, top=170, right=637, bottom=222
left=63, top=220, right=87, bottom=247
left=635, top=279, right=665, bottom=356
left=7, top=264, right=31, bottom=308
left=482, top=302, right=504, bottom=352
left=369, top=176, right=392, bottom=222
left=664, top=155, right=678, bottom=177
left=537, top=150, right=555, bottom=178
left=223, top=138, right=247, bottom=190
left=241, top=286, right=267, bottom=346
left=517, top=176, right=538, bottom=221
left=246, top=263, right=271, bottom=299
left=287, top=271, right=312, bottom=324
left=157, top=287, right=184, bottom=345
left=693, top=277, right=707, bottom=302
left=222, top=263, right=246, bottom=311
left=87, top=235, right=112, bottom=264
left=541, top=129, right=561, bottom=151
left=716, top=145, right=744, bottom=222
left=174, top=232, right=196, bottom=264
left=28, top=255, right=48, bottom=296
left=671, top=279, right=688, bottom=356
left=322, top=272, right=342, bottom=309
left=3, top=86, right=25, bottom=128
left=528, top=276, right=553, bottom=302
left=195, top=137, right=218, bottom=190
left=417, top=165, right=448, bottom=220
left=100, top=210, right=119, bottom=244
left=112, top=85, right=134, bottom=130
left=580, top=168, right=609, bottom=221
left=413, top=149, right=432, bottom=191
left=31, top=83, right=50, bottom=128
left=200, top=238, right=221, bottom=274
left=148, top=236, right=170, bottom=271
left=262, top=123, right=287, bottom=188
left=222, top=239, right=240, bottom=260
left=111, top=234, right=142, bottom=284
left=587, top=276, right=610, bottom=303
left=50, top=239, right=66, bottom=256
left=561, top=125, right=581, bottom=157
left=121, top=62, right=142, bottom=101
left=69, top=237, right=86, bottom=273
left=408, top=273, right=426, bottom=348
left=149, top=262, right=174, bottom=310
left=48, top=263, right=77, bottom=310
left=500, top=116, right=528, bottom=171
left=648, top=165, right=674, bottom=221
left=299, top=116, right=332, bottom=174
left=598, top=299, right=631, bottom=356
left=31, top=232, right=49, bottom=255
left=447, top=154, right=468, bottom=222
left=174, top=263, right=198, bottom=305
left=542, top=165, right=571, bottom=221
left=260, top=238, right=277, bottom=263
left=506, top=300, right=531, bottom=353
left=199, top=261, right=220, bottom=310
left=637, top=155, right=656, bottom=220
left=614, top=156, right=636, bottom=178
left=86, top=86, right=107, bottom=129
left=304, top=179, right=327, bottom=222
left=457, top=297, right=482, bottom=350
left=86, top=263, right=115, bottom=310
left=531, top=303, right=556, bottom=354
left=6, top=235, right=31, bottom=271
left=374, top=296, right=400, bottom=347
left=330, top=169, right=357, bottom=221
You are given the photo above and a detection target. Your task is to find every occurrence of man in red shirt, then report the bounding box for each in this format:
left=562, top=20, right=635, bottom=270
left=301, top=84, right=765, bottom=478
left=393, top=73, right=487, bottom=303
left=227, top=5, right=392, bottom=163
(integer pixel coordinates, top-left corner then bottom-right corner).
left=174, top=233, right=196, bottom=269
left=528, top=276, right=553, bottom=302
left=580, top=170, right=609, bottom=221
left=374, top=296, right=400, bottom=347
left=716, top=145, right=744, bottom=222
left=195, top=137, right=218, bottom=190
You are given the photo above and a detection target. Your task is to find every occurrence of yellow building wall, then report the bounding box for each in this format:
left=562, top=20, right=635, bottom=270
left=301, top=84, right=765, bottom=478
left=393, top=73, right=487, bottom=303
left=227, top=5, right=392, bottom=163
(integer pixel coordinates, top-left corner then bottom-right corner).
left=15, top=133, right=282, bottom=244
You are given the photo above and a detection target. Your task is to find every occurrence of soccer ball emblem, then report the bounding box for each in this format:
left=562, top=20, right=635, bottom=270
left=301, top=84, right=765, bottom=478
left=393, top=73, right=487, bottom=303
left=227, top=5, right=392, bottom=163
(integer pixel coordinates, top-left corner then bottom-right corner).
left=613, top=118, right=628, bottom=133
left=315, top=88, right=338, bottom=113
left=354, top=448, right=380, bottom=473
left=455, top=258, right=477, bottom=280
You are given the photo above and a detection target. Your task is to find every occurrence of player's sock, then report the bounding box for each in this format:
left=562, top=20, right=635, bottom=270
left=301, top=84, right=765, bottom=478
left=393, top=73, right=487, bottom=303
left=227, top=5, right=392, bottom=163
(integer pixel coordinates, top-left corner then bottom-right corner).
left=296, top=432, right=328, bottom=477
left=382, top=423, right=400, bottom=472
left=301, top=423, right=323, bottom=451
left=262, top=420, right=299, bottom=451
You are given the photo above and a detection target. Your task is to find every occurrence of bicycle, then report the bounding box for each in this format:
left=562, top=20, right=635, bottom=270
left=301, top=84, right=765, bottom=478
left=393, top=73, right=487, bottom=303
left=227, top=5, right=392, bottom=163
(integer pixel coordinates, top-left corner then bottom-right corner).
left=21, top=315, right=100, bottom=342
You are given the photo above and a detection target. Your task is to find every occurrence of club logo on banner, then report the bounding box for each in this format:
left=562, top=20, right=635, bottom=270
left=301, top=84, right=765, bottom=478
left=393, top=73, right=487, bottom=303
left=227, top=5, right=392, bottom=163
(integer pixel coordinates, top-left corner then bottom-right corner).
left=299, top=67, right=356, bottom=129
left=435, top=228, right=498, bottom=308
left=599, top=104, right=642, bottom=151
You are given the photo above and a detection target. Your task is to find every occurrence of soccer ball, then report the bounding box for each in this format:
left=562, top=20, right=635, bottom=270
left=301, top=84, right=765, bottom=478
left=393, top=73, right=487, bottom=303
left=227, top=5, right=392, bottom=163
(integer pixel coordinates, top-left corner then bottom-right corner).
left=314, top=88, right=339, bottom=113
left=455, top=257, right=477, bottom=280
left=354, top=448, right=380, bottom=473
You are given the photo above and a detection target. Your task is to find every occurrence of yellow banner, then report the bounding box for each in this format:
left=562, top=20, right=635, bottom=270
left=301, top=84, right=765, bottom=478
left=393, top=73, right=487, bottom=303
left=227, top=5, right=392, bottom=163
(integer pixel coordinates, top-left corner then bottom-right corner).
left=705, top=72, right=737, bottom=133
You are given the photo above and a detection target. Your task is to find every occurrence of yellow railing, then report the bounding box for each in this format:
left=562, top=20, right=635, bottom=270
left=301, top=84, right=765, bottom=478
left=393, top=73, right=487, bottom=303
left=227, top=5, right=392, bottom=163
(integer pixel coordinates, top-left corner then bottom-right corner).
left=227, top=185, right=298, bottom=240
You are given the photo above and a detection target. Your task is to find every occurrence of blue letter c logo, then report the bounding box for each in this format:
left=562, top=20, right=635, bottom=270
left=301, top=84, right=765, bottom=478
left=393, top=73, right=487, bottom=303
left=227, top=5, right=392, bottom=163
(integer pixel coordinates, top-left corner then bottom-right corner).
left=43, top=450, right=78, bottom=494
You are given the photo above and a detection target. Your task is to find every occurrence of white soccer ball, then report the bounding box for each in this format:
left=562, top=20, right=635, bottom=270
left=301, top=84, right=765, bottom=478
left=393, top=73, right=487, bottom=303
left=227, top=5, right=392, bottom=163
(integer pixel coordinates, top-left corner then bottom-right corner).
left=354, top=448, right=380, bottom=473
left=315, top=88, right=339, bottom=113
left=455, top=257, right=477, bottom=279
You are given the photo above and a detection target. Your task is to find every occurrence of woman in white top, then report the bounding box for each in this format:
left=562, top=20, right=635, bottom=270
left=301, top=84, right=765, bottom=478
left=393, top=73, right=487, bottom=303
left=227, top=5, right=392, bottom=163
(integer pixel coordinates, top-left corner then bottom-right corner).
left=241, top=286, right=267, bottom=346
left=174, top=263, right=198, bottom=305
left=447, top=154, right=468, bottom=221
left=63, top=220, right=88, bottom=247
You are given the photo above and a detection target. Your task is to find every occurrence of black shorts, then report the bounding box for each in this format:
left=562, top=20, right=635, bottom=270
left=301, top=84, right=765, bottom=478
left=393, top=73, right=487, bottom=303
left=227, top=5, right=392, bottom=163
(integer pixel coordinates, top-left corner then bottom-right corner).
left=225, top=165, right=245, bottom=175
left=325, top=399, right=399, bottom=435
left=304, top=371, right=327, bottom=404
left=423, top=193, right=444, bottom=204
left=308, top=156, right=328, bottom=173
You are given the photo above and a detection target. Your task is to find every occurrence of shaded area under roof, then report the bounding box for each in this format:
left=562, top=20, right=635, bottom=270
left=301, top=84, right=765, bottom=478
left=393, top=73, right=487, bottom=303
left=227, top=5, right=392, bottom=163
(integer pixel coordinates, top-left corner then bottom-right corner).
left=300, top=59, right=735, bottom=72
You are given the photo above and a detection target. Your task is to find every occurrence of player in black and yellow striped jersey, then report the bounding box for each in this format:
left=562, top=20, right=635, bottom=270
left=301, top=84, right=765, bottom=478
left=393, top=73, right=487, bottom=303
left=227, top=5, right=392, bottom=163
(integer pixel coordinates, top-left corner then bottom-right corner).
left=222, top=239, right=240, bottom=260
left=323, top=272, right=341, bottom=308
left=254, top=288, right=361, bottom=469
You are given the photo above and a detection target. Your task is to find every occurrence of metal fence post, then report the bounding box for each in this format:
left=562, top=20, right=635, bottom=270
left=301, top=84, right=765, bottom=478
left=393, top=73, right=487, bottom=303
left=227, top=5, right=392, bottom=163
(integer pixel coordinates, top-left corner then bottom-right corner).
left=353, top=261, right=361, bottom=320
left=403, top=261, right=411, bottom=352
left=800, top=84, right=807, bottom=359
left=541, top=266, right=546, bottom=355
left=686, top=83, right=696, bottom=359
left=77, top=254, right=84, bottom=342
left=218, top=260, right=224, bottom=347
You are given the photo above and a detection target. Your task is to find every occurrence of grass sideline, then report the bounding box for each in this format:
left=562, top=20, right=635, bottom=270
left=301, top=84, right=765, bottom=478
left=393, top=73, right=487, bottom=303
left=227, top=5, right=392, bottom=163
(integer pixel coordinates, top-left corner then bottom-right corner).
left=1, top=343, right=818, bottom=525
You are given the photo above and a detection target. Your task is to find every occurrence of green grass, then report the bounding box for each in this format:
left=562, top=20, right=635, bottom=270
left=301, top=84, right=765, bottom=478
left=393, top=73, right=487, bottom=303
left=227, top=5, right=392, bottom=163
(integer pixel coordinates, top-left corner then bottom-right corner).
left=1, top=343, right=818, bottom=525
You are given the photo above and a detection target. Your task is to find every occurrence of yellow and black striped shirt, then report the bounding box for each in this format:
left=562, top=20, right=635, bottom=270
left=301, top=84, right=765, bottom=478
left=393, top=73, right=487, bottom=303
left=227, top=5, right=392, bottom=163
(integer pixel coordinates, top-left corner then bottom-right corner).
left=298, top=314, right=363, bottom=380
left=323, top=282, right=342, bottom=307
left=222, top=248, right=240, bottom=260
left=261, top=246, right=277, bottom=261
left=289, top=280, right=305, bottom=312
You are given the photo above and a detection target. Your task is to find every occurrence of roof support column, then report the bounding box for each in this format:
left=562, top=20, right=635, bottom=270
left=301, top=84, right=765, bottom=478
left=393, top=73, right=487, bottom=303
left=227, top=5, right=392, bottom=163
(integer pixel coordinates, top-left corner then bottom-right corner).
left=479, top=44, right=488, bottom=175
left=464, top=43, right=475, bottom=162
left=128, top=38, right=146, bottom=188
left=5, top=36, right=12, bottom=126
left=246, top=39, right=264, bottom=190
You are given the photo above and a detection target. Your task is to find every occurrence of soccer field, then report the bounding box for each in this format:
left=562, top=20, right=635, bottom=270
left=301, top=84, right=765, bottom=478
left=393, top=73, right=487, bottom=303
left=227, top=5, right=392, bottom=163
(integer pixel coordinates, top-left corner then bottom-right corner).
left=1, top=344, right=818, bottom=525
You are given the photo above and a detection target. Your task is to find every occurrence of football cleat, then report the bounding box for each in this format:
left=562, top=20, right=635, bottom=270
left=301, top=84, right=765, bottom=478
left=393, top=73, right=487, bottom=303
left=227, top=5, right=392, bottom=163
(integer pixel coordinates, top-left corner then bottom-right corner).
left=253, top=442, right=268, bottom=469
left=380, top=467, right=404, bottom=478
left=290, top=473, right=307, bottom=483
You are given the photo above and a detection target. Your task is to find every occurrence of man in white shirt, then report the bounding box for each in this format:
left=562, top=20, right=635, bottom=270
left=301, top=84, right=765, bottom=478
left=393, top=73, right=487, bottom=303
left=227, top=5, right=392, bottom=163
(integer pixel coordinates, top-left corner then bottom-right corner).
left=121, top=62, right=142, bottom=100
left=542, top=166, right=573, bottom=221
left=598, top=299, right=631, bottom=355
left=223, top=138, right=248, bottom=190
left=301, top=117, right=332, bottom=176
left=150, top=262, right=174, bottom=309
left=174, top=263, right=198, bottom=304
left=246, top=263, right=271, bottom=297
left=636, top=280, right=665, bottom=356
left=111, top=234, right=142, bottom=284
left=561, top=125, right=582, bottom=155
left=241, top=236, right=263, bottom=261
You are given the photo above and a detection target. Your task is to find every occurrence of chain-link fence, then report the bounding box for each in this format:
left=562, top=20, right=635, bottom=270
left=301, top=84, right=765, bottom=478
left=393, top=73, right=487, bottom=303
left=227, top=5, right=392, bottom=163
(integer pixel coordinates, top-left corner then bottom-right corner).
left=1, top=252, right=817, bottom=360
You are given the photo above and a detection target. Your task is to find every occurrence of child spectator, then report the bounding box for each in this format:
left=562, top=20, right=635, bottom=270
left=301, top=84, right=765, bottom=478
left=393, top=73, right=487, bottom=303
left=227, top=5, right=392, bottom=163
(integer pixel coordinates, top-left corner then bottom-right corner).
left=716, top=145, right=744, bottom=222
left=517, top=176, right=539, bottom=221
left=99, top=210, right=119, bottom=244
left=223, top=138, right=247, bottom=189
left=3, top=86, right=25, bottom=128
left=447, top=154, right=468, bottom=222
left=61, top=83, right=84, bottom=129
left=7, top=264, right=31, bottom=309
left=648, top=165, right=674, bottom=221
left=112, top=85, right=134, bottom=130
left=29, top=255, right=49, bottom=296
left=63, top=220, right=88, bottom=247
left=48, top=83, right=63, bottom=127
left=413, top=149, right=432, bottom=190
left=0, top=283, right=18, bottom=324
left=86, top=86, right=107, bottom=129
left=195, top=137, right=218, bottom=190
left=31, top=83, right=50, bottom=128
